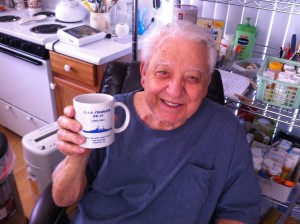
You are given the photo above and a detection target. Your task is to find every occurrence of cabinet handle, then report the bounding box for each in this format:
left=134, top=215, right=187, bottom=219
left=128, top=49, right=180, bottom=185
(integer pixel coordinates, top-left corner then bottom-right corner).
left=26, top=116, right=32, bottom=121
left=50, top=83, right=56, bottom=90
left=64, top=64, right=71, bottom=72
left=4, top=105, right=11, bottom=110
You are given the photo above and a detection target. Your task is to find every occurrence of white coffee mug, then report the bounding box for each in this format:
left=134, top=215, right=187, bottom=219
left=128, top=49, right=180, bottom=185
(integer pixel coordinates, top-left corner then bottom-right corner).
left=73, top=93, right=130, bottom=148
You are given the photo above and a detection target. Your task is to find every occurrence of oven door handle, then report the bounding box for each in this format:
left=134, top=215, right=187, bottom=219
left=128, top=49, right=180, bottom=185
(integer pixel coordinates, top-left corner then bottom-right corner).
left=0, top=47, right=42, bottom=65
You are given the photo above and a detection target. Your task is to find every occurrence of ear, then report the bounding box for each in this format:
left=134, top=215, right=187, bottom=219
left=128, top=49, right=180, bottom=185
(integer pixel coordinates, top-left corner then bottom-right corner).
left=140, top=61, right=147, bottom=88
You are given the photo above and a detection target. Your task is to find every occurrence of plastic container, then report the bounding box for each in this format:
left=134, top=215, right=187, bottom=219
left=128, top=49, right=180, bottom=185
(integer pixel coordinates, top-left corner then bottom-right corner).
left=219, top=34, right=234, bottom=58
left=266, top=166, right=282, bottom=178
left=280, top=159, right=293, bottom=179
left=262, top=158, right=274, bottom=173
left=0, top=132, right=27, bottom=224
left=262, top=70, right=275, bottom=101
left=231, top=58, right=263, bottom=79
left=173, top=4, right=198, bottom=24
left=256, top=56, right=300, bottom=109
left=234, top=17, right=257, bottom=60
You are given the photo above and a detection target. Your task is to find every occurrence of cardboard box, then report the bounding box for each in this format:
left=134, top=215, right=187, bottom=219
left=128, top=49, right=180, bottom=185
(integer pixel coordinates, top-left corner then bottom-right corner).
left=196, top=17, right=224, bottom=51
left=258, top=176, right=294, bottom=203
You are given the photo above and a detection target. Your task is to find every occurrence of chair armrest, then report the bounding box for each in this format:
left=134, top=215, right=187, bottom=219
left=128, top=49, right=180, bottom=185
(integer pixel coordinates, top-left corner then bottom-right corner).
left=29, top=182, right=70, bottom=224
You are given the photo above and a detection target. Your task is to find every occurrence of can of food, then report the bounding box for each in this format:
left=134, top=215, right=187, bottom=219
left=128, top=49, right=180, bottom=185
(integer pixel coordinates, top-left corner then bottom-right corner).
left=173, top=4, right=198, bottom=24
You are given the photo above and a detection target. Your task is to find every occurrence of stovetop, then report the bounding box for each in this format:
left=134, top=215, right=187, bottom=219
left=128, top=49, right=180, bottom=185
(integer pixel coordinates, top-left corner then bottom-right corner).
left=0, top=8, right=85, bottom=45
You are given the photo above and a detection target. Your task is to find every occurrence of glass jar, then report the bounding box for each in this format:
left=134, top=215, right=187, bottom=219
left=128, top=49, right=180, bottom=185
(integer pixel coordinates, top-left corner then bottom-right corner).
left=13, top=0, right=24, bottom=10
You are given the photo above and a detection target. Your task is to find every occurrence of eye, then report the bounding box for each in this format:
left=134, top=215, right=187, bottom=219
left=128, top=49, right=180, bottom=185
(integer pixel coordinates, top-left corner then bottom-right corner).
left=156, top=70, right=169, bottom=78
left=185, top=72, right=201, bottom=83
left=187, top=75, right=199, bottom=82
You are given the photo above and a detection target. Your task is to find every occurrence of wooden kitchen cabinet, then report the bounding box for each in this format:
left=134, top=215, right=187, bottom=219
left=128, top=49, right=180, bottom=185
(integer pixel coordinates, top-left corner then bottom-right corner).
left=50, top=51, right=131, bottom=116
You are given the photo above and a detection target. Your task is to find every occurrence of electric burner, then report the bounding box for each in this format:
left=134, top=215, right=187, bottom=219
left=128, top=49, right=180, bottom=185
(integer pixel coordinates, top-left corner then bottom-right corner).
left=0, top=15, right=21, bottom=22
left=33, top=11, right=55, bottom=17
left=30, top=24, right=66, bottom=34
left=55, top=19, right=81, bottom=24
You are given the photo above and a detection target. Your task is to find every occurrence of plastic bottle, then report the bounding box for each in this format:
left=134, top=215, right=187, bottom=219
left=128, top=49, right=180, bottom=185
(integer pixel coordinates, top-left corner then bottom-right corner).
left=266, top=166, right=282, bottom=178
left=280, top=159, right=293, bottom=179
left=219, top=34, right=235, bottom=58
left=262, top=158, right=274, bottom=173
left=234, top=17, right=257, bottom=60
left=268, top=61, right=283, bottom=79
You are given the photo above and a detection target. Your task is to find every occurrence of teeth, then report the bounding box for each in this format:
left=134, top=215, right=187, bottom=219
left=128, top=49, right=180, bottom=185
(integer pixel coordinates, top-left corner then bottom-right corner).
left=164, top=100, right=179, bottom=107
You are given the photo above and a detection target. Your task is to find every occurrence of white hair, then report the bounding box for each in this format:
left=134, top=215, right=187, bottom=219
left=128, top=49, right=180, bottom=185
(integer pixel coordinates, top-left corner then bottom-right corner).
left=140, top=21, right=217, bottom=75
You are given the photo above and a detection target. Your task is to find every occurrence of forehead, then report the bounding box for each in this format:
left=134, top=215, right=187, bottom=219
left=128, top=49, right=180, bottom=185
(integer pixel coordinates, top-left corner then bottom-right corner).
left=149, top=37, right=209, bottom=71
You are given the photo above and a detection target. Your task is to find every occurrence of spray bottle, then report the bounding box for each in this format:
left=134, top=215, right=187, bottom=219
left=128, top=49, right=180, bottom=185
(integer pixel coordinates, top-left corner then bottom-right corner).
left=234, top=17, right=257, bottom=60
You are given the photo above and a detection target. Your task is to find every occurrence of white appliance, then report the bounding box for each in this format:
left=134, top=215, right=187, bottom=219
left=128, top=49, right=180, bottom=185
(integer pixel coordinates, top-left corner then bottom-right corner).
left=0, top=9, right=84, bottom=136
left=22, top=122, right=65, bottom=195
left=55, top=0, right=87, bottom=23
left=57, top=24, right=106, bottom=46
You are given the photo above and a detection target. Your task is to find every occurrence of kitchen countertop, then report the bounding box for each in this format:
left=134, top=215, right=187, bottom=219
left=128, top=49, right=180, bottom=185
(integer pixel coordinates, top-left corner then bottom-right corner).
left=45, top=34, right=143, bottom=65
left=0, top=7, right=143, bottom=65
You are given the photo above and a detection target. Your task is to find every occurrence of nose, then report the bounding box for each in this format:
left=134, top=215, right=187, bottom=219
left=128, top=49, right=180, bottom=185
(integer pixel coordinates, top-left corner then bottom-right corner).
left=166, top=76, right=185, bottom=98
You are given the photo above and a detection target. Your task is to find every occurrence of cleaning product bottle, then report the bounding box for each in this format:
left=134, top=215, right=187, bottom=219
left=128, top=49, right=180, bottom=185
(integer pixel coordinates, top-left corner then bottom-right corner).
left=234, top=17, right=257, bottom=60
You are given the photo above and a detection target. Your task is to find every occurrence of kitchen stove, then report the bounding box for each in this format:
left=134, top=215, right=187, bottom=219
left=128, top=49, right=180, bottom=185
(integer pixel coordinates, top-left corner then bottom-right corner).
left=0, top=15, right=20, bottom=22
left=30, top=24, right=66, bottom=34
left=0, top=8, right=85, bottom=136
left=33, top=11, right=55, bottom=17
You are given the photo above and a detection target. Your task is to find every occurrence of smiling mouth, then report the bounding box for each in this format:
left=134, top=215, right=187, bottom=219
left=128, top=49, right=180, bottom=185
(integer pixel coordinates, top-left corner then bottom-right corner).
left=163, top=100, right=180, bottom=108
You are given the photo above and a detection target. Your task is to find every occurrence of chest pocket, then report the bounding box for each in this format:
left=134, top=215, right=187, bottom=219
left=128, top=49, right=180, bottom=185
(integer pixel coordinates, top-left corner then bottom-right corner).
left=142, top=164, right=214, bottom=224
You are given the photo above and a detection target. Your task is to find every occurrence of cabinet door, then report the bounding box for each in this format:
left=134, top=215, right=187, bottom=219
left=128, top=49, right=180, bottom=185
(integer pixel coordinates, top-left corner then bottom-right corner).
left=53, top=77, right=97, bottom=116
left=0, top=99, right=47, bottom=136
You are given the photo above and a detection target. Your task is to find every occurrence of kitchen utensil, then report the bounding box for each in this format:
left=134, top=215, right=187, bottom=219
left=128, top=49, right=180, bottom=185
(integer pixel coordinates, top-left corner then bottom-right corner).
left=82, top=0, right=94, bottom=12
left=55, top=0, right=87, bottom=22
left=107, top=0, right=117, bottom=12
left=18, top=14, right=47, bottom=25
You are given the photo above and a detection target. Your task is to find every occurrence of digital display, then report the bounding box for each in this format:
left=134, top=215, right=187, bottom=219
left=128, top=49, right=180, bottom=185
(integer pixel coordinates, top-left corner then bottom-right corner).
left=64, top=25, right=100, bottom=39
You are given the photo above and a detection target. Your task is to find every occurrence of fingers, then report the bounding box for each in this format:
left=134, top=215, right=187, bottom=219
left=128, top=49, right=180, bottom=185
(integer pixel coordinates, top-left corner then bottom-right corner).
left=56, top=105, right=88, bottom=156
left=55, top=139, right=90, bottom=157
left=58, top=105, right=81, bottom=133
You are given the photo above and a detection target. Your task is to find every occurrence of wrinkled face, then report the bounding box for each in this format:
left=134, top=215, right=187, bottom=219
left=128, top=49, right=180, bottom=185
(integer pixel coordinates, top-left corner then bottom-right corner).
left=140, top=37, right=211, bottom=128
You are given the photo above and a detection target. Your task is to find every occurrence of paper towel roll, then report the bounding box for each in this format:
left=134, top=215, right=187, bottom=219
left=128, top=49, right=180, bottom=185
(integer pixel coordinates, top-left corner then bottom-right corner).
left=115, top=23, right=129, bottom=37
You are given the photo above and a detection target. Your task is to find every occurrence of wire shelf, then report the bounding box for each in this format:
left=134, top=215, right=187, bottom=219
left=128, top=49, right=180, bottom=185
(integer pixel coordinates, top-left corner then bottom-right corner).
left=203, top=0, right=300, bottom=15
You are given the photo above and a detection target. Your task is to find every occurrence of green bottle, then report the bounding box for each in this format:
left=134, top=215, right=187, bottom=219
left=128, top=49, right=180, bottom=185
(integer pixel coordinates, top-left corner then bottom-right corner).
left=234, top=17, right=257, bottom=60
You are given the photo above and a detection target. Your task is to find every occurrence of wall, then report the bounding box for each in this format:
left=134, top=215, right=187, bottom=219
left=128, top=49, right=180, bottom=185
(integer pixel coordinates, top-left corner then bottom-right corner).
left=155, top=0, right=300, bottom=59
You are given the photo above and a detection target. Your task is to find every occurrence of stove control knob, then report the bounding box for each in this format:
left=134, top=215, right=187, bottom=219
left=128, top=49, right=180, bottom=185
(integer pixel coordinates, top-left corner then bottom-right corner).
left=0, top=36, right=8, bottom=44
left=64, top=64, right=71, bottom=72
left=9, top=39, right=17, bottom=47
left=20, top=43, right=30, bottom=51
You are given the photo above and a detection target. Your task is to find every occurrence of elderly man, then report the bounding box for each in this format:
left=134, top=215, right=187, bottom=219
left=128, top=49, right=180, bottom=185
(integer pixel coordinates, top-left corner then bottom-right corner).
left=53, top=21, right=261, bottom=224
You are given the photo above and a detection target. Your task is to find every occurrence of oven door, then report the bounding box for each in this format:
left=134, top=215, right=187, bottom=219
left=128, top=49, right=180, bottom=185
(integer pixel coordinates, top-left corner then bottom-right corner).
left=0, top=45, right=57, bottom=136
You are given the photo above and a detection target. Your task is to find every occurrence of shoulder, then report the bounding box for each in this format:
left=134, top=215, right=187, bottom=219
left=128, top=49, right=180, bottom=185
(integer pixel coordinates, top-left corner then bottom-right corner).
left=201, top=98, right=238, bottom=124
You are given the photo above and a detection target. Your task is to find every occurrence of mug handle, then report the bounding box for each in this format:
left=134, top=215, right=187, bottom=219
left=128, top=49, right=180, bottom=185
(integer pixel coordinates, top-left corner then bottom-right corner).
left=114, top=102, right=130, bottom=133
